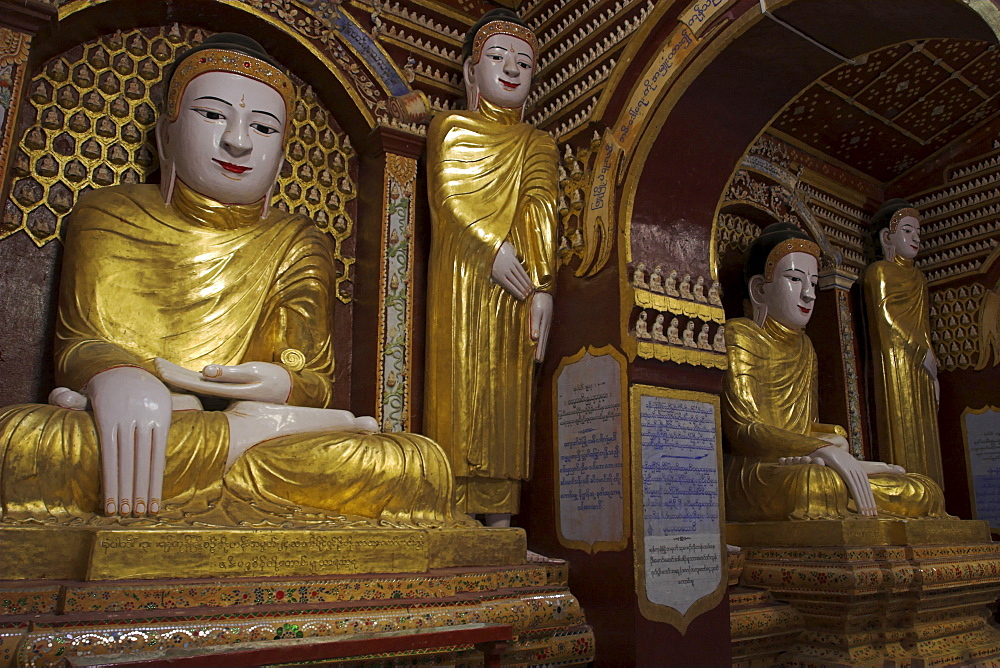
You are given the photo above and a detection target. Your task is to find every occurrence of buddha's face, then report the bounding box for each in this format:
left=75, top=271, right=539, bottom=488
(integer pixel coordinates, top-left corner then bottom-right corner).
left=670, top=318, right=678, bottom=327
left=881, top=215, right=921, bottom=260
left=656, top=314, right=664, bottom=324
left=160, top=71, right=287, bottom=204
left=753, top=251, right=818, bottom=330
left=465, top=33, right=534, bottom=109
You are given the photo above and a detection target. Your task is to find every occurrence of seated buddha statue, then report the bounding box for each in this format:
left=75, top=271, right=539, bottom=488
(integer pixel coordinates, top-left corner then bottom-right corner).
left=0, top=34, right=470, bottom=528
left=722, top=223, right=948, bottom=521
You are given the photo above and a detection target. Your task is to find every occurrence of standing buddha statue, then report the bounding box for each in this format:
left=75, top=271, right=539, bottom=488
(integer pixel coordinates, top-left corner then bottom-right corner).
left=861, top=200, right=943, bottom=488
left=423, top=10, right=558, bottom=527
left=0, top=34, right=469, bottom=528
left=722, top=223, right=947, bottom=521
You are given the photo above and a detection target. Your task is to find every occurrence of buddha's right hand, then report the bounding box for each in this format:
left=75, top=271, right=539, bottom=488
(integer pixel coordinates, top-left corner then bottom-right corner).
left=87, top=366, right=170, bottom=517
left=809, top=445, right=877, bottom=517
left=491, top=241, right=532, bottom=300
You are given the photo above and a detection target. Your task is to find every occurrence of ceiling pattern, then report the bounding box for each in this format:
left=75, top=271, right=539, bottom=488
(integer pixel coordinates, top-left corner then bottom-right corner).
left=772, top=39, right=1000, bottom=182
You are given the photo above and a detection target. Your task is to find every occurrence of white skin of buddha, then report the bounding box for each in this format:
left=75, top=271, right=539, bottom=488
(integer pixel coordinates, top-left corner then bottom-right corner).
left=693, top=276, right=707, bottom=303
left=682, top=321, right=697, bottom=347
left=713, top=325, right=726, bottom=352
left=649, top=266, right=664, bottom=293
left=753, top=252, right=904, bottom=517
left=48, top=71, right=377, bottom=517
left=633, top=262, right=648, bottom=289
left=698, top=323, right=712, bottom=349
left=665, top=270, right=679, bottom=297
left=679, top=274, right=693, bottom=299
left=635, top=311, right=650, bottom=339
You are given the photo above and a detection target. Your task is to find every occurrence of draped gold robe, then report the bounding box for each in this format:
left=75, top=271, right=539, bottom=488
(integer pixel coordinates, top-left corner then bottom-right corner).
left=0, top=183, right=468, bottom=528
left=722, top=317, right=946, bottom=521
left=423, top=100, right=559, bottom=514
left=862, top=256, right=943, bottom=487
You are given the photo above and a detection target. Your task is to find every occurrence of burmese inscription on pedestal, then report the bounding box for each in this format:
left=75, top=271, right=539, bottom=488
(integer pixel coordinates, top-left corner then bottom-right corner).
left=555, top=346, right=628, bottom=552
left=630, top=385, right=725, bottom=631
left=963, top=406, right=1000, bottom=531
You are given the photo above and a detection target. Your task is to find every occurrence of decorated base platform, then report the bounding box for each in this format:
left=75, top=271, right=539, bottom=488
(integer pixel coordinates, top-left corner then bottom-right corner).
left=728, top=519, right=1000, bottom=667
left=0, top=561, right=594, bottom=667
left=727, top=548, right=804, bottom=667
left=0, top=526, right=525, bottom=580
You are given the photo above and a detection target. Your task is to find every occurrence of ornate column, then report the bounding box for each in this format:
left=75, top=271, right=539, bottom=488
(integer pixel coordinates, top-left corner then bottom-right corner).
left=355, top=126, right=425, bottom=432
left=815, top=265, right=868, bottom=458
left=0, top=0, right=56, bottom=205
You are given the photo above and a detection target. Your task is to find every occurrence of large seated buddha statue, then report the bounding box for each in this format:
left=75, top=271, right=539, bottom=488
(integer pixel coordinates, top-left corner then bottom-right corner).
left=722, top=223, right=948, bottom=521
left=0, top=34, right=470, bottom=529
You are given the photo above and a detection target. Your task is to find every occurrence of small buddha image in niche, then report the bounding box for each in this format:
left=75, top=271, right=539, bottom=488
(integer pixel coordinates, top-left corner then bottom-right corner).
left=635, top=310, right=651, bottom=339
left=682, top=321, right=697, bottom=347
left=697, top=323, right=712, bottom=350
left=651, top=313, right=667, bottom=341
left=708, top=280, right=723, bottom=306
left=667, top=317, right=681, bottom=345
left=713, top=325, right=726, bottom=353
left=649, top=265, right=664, bottom=293
left=665, top=269, right=679, bottom=297
left=693, top=276, right=707, bottom=303
left=679, top=273, right=693, bottom=300
left=633, top=261, right=649, bottom=289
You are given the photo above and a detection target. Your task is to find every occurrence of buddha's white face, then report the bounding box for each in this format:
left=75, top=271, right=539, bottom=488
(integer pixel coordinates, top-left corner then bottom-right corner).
left=159, top=71, right=286, bottom=204
left=881, top=215, right=921, bottom=260
left=465, top=33, right=534, bottom=109
left=754, top=251, right=818, bottom=330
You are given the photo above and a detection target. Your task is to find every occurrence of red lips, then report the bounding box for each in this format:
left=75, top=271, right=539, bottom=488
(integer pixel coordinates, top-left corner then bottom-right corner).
left=798, top=306, right=811, bottom=314
left=500, top=79, right=520, bottom=90
left=214, top=159, right=252, bottom=174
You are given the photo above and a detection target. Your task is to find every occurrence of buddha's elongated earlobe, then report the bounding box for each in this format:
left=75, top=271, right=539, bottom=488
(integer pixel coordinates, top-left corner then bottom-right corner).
left=880, top=228, right=895, bottom=261
left=155, top=119, right=176, bottom=205
left=260, top=180, right=276, bottom=220
left=749, top=275, right=768, bottom=328
left=464, top=57, right=479, bottom=110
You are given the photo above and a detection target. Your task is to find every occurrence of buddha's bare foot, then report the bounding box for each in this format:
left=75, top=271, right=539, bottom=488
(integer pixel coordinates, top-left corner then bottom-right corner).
left=778, top=456, right=824, bottom=466
left=858, top=460, right=905, bottom=476
left=484, top=512, right=511, bottom=528
left=224, top=401, right=378, bottom=469
left=49, top=387, right=88, bottom=410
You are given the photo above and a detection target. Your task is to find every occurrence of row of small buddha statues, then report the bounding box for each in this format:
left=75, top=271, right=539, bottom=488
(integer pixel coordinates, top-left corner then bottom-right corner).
left=0, top=10, right=950, bottom=534
left=634, top=311, right=726, bottom=353
left=631, top=263, right=723, bottom=306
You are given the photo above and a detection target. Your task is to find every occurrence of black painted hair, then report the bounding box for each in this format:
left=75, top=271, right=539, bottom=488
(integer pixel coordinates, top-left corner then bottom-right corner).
left=866, top=198, right=914, bottom=260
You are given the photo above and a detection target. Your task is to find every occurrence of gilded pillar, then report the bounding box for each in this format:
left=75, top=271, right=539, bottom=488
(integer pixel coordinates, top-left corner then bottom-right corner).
left=0, top=0, right=55, bottom=208
left=355, top=127, right=424, bottom=432
left=816, top=266, right=868, bottom=458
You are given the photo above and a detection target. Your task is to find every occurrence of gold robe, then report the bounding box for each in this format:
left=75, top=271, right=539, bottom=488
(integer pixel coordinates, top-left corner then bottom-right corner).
left=862, top=256, right=943, bottom=487
left=0, top=183, right=468, bottom=528
left=722, top=317, right=946, bottom=521
left=423, top=100, right=559, bottom=514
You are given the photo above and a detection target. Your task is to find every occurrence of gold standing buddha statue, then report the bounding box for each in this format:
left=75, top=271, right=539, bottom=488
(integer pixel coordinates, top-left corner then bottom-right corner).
left=0, top=34, right=469, bottom=529
left=423, top=10, right=558, bottom=526
left=861, top=199, right=944, bottom=488
left=722, top=223, right=947, bottom=521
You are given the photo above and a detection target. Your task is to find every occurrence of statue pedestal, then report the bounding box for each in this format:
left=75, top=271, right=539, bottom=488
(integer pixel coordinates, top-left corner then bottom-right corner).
left=728, top=549, right=804, bottom=667
left=0, top=525, right=525, bottom=580
left=728, top=519, right=1000, bottom=666
left=0, top=560, right=594, bottom=667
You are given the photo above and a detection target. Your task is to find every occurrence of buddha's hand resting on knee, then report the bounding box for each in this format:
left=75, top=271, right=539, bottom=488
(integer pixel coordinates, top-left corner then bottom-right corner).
left=805, top=445, right=878, bottom=517
left=155, top=358, right=291, bottom=404
left=87, top=366, right=171, bottom=517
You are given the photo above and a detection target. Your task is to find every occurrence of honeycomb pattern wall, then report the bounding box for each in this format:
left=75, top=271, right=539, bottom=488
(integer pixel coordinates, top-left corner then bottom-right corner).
left=2, top=24, right=358, bottom=303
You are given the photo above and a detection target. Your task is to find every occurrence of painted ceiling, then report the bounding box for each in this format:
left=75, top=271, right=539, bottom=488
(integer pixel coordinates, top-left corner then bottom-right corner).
left=771, top=38, right=1000, bottom=183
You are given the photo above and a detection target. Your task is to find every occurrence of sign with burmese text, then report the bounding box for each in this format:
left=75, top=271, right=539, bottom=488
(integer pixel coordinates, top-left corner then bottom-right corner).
left=554, top=347, right=629, bottom=552
left=630, top=385, right=725, bottom=631
left=962, top=405, right=1000, bottom=532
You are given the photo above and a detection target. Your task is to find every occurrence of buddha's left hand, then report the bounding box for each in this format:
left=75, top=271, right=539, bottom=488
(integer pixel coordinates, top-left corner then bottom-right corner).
left=530, top=291, right=553, bottom=362
left=155, top=358, right=291, bottom=403
left=922, top=349, right=940, bottom=404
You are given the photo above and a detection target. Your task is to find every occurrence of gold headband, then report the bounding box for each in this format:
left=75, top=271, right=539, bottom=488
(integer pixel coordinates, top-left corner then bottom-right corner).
left=471, top=20, right=539, bottom=64
left=888, top=207, right=920, bottom=234
left=763, top=238, right=821, bottom=281
left=164, top=48, right=295, bottom=128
